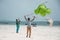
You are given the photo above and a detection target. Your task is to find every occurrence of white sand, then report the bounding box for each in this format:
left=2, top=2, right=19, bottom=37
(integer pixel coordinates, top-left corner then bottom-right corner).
left=0, top=25, right=60, bottom=40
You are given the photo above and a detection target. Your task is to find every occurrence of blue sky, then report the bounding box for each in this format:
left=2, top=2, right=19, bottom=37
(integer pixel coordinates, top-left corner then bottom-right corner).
left=0, top=0, right=60, bottom=21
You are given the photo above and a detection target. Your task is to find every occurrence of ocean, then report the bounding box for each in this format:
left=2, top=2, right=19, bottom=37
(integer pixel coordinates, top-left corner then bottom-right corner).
left=0, top=21, right=60, bottom=26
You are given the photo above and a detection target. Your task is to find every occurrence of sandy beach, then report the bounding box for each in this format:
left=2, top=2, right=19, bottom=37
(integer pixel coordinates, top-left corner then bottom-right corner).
left=0, top=25, right=60, bottom=40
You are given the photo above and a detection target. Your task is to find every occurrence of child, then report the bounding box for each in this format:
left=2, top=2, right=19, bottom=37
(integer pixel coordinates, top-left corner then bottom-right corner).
left=24, top=16, right=35, bottom=38
left=46, top=17, right=53, bottom=27
left=16, top=18, right=20, bottom=33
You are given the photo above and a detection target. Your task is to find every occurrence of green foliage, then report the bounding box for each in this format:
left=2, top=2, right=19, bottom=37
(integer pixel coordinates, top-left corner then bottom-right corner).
left=34, top=4, right=51, bottom=17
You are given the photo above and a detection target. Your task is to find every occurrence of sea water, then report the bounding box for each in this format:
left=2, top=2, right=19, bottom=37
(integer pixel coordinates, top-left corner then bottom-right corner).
left=0, top=21, right=60, bottom=26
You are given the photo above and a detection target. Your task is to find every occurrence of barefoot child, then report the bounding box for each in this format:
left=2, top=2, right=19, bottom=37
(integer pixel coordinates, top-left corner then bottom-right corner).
left=46, top=17, right=53, bottom=27
left=24, top=16, right=35, bottom=38
left=16, top=18, right=20, bottom=33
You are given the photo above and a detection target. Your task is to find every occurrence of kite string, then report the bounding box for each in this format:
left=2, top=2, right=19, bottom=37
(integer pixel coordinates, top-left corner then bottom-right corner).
left=25, top=13, right=33, bottom=16
left=41, top=0, right=48, bottom=4
left=24, top=13, right=38, bottom=18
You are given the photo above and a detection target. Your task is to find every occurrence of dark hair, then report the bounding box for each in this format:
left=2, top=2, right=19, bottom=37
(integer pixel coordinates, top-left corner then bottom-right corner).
left=28, top=18, right=30, bottom=20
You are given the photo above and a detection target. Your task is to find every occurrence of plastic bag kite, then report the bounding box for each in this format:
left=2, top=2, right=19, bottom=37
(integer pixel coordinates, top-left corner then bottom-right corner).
left=34, top=4, right=51, bottom=16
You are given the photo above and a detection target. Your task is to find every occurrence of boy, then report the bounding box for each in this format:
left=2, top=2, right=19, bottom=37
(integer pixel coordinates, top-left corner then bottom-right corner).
left=46, top=17, right=53, bottom=27
left=16, top=18, right=20, bottom=33
left=24, top=16, right=35, bottom=38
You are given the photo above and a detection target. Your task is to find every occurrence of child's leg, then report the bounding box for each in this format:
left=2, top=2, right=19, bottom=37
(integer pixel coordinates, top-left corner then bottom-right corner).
left=29, top=27, right=31, bottom=38
left=50, top=23, right=53, bottom=27
left=16, top=24, right=19, bottom=33
left=26, top=27, right=28, bottom=37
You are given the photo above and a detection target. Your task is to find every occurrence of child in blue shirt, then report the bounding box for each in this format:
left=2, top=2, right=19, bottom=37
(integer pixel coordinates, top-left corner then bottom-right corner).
left=16, top=18, right=20, bottom=33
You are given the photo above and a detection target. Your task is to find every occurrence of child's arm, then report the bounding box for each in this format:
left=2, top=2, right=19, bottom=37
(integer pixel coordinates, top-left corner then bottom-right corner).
left=19, top=20, right=21, bottom=24
left=24, top=16, right=27, bottom=21
left=31, top=16, right=36, bottom=22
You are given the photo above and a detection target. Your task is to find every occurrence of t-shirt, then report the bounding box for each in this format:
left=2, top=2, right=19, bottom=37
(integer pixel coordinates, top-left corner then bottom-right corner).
left=27, top=20, right=31, bottom=27
left=16, top=19, right=20, bottom=25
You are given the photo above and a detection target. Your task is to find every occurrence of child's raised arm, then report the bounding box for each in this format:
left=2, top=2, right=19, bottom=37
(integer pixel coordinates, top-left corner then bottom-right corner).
left=31, top=16, right=36, bottom=22
left=24, top=16, right=27, bottom=21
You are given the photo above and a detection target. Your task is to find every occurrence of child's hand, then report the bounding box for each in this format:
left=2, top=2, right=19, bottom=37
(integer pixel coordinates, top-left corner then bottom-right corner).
left=34, top=16, right=36, bottom=18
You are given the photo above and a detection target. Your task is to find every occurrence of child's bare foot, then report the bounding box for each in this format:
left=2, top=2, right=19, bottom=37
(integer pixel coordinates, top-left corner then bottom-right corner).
left=26, top=35, right=28, bottom=37
left=29, top=36, right=31, bottom=38
left=16, top=32, right=18, bottom=33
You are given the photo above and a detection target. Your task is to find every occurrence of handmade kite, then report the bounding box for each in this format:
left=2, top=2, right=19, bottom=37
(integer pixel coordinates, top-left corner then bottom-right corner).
left=34, top=3, right=51, bottom=16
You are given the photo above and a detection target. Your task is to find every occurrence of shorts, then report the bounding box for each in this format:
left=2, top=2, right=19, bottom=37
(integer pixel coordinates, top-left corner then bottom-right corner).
left=27, top=26, right=31, bottom=30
